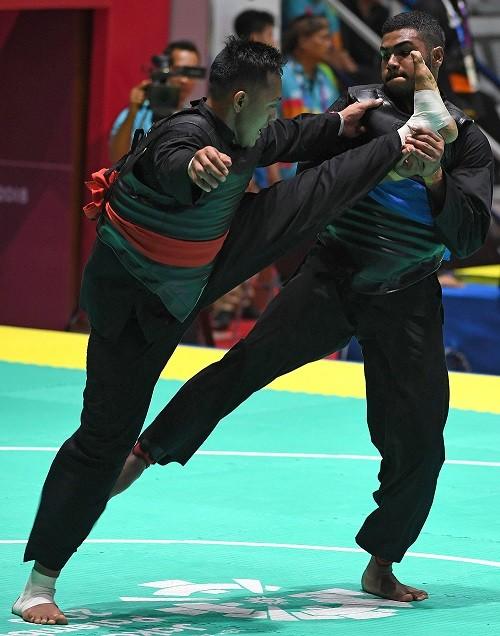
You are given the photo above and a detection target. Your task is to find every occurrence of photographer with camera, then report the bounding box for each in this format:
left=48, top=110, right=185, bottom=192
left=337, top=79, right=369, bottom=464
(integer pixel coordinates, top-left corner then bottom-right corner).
left=109, top=40, right=203, bottom=162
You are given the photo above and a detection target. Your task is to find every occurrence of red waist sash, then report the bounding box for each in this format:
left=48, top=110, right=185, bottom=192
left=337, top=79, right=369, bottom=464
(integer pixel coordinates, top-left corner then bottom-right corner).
left=83, top=168, right=227, bottom=268
left=105, top=203, right=228, bottom=268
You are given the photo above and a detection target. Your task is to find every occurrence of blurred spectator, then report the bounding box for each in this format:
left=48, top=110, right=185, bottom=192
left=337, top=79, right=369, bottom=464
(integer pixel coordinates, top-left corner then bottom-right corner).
left=340, top=0, right=390, bottom=84
left=280, top=14, right=340, bottom=179
left=260, top=13, right=343, bottom=287
left=234, top=8, right=276, bottom=46
left=211, top=284, right=257, bottom=331
left=109, top=40, right=201, bottom=163
left=282, top=0, right=357, bottom=76
left=282, top=0, right=342, bottom=50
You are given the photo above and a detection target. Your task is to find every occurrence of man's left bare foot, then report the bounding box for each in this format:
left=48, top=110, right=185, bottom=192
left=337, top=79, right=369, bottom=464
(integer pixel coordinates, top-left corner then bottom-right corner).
left=361, top=556, right=428, bottom=602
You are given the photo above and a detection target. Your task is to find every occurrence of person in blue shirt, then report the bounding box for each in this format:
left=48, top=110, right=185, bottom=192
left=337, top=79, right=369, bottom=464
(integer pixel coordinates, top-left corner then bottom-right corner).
left=282, top=0, right=341, bottom=46
left=280, top=14, right=340, bottom=180
left=282, top=0, right=359, bottom=76
left=109, top=40, right=201, bottom=163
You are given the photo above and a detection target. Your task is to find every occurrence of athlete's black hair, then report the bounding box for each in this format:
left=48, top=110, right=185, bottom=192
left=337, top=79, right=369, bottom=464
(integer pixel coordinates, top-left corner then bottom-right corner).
left=382, top=11, right=445, bottom=50
left=208, top=36, right=283, bottom=100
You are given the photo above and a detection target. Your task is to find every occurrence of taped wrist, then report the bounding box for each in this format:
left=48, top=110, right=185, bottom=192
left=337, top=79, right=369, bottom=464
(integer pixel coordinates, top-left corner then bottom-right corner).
left=398, top=90, right=453, bottom=143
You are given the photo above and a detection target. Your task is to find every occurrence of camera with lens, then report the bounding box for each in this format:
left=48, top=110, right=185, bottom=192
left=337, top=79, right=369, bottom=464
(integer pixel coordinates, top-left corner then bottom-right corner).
left=147, top=53, right=206, bottom=119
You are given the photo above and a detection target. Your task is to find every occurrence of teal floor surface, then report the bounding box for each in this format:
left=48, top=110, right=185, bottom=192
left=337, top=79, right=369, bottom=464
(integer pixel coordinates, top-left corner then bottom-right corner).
left=1, top=361, right=500, bottom=635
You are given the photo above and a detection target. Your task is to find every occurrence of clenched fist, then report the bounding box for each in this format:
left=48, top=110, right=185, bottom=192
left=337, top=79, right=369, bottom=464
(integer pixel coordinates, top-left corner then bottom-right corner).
left=188, top=146, right=232, bottom=193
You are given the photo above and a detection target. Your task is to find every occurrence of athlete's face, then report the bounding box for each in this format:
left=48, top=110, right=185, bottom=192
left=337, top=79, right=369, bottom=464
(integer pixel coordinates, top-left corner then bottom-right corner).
left=380, top=28, right=437, bottom=99
left=233, top=73, right=282, bottom=147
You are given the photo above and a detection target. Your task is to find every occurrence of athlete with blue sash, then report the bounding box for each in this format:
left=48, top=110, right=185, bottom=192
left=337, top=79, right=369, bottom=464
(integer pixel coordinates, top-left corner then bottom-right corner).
left=113, top=12, right=493, bottom=603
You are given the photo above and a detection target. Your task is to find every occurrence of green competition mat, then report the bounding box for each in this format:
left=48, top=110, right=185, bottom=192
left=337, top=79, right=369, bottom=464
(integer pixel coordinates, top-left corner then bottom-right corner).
left=1, top=327, right=500, bottom=636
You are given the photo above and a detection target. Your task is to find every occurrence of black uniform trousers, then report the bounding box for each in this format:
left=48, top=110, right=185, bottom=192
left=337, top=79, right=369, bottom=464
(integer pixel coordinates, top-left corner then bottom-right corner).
left=140, top=246, right=449, bottom=563
left=24, top=133, right=404, bottom=570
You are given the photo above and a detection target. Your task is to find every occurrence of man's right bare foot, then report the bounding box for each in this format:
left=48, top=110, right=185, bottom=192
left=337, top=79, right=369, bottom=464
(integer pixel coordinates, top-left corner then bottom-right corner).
left=12, top=598, right=67, bottom=625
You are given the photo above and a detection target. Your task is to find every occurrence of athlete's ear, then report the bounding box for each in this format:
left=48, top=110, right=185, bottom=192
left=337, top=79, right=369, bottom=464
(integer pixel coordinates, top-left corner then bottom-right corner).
left=233, top=90, right=248, bottom=113
left=431, top=46, right=444, bottom=71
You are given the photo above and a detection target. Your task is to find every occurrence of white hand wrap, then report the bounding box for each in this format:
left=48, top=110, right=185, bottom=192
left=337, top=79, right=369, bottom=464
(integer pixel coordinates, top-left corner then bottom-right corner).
left=398, top=90, right=453, bottom=144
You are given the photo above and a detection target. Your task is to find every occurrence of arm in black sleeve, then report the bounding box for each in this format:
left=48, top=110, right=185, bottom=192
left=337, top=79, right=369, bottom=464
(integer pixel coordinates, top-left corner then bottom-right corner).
left=196, top=133, right=404, bottom=306
left=296, top=95, right=364, bottom=174
left=257, top=110, right=345, bottom=166
left=433, top=123, right=493, bottom=258
left=150, top=123, right=211, bottom=205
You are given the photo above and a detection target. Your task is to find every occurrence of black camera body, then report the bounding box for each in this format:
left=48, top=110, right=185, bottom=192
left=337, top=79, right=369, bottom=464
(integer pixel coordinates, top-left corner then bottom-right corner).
left=146, top=54, right=206, bottom=119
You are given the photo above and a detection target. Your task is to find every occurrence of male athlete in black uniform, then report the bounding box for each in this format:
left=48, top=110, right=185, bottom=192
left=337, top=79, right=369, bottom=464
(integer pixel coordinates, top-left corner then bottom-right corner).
left=113, top=12, right=493, bottom=603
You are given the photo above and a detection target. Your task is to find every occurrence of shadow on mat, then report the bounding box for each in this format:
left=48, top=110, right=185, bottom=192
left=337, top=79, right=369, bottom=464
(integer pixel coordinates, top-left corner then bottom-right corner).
left=63, top=602, right=279, bottom=635
left=407, top=583, right=500, bottom=610
left=7, top=582, right=494, bottom=636
left=58, top=584, right=428, bottom=634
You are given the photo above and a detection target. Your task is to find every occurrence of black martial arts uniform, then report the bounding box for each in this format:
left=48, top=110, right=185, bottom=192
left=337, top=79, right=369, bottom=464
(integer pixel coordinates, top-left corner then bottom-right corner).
left=135, top=88, right=493, bottom=563
left=24, top=99, right=404, bottom=570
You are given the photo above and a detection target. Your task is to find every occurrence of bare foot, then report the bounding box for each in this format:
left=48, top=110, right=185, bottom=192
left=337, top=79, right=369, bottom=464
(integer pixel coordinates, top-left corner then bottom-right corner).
left=12, top=599, right=68, bottom=625
left=412, top=50, right=439, bottom=92
left=110, top=452, right=148, bottom=497
left=361, top=556, right=428, bottom=602
left=411, top=50, right=457, bottom=143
